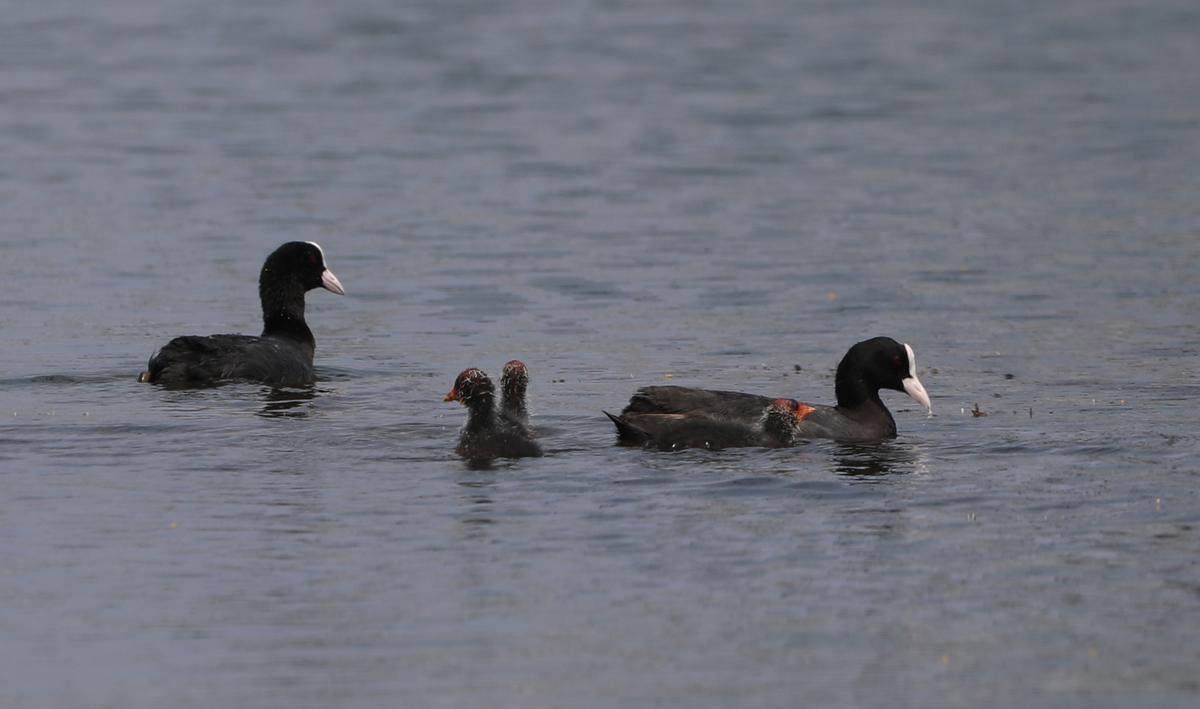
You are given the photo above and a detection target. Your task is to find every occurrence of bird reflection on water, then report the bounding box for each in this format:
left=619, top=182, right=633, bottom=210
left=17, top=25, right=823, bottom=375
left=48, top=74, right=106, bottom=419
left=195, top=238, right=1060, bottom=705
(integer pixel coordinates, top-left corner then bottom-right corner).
left=831, top=441, right=928, bottom=479
left=256, top=385, right=318, bottom=419
left=456, top=478, right=498, bottom=541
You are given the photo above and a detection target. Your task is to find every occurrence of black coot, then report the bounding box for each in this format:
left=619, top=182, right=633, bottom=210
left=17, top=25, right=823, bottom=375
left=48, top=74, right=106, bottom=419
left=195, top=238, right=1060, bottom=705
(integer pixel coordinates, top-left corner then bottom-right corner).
left=613, top=337, right=932, bottom=442
left=138, top=241, right=345, bottom=387
left=606, top=398, right=816, bottom=451
left=445, top=368, right=542, bottom=460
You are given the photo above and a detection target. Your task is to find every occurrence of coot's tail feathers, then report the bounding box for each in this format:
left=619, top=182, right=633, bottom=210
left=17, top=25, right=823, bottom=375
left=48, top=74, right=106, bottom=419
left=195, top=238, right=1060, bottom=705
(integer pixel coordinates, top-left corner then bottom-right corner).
left=139, top=353, right=213, bottom=386
left=140, top=335, right=227, bottom=386
left=604, top=411, right=652, bottom=445
left=138, top=356, right=158, bottom=383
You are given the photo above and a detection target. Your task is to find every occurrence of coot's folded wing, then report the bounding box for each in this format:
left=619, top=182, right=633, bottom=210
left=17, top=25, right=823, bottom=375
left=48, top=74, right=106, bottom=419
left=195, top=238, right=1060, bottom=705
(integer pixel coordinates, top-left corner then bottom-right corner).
left=623, top=385, right=774, bottom=423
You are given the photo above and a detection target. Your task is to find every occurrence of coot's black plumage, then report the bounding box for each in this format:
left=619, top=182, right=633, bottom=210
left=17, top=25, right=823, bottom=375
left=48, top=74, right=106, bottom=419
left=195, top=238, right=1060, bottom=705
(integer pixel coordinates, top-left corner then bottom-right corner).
left=606, top=398, right=816, bottom=451
left=445, top=368, right=542, bottom=460
left=139, top=241, right=344, bottom=387
left=499, top=360, right=530, bottom=427
left=614, top=337, right=932, bottom=443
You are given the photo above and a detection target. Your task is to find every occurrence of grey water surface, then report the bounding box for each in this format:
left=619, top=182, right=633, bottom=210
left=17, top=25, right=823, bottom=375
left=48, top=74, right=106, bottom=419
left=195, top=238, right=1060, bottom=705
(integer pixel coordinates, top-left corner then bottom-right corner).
left=2, top=0, right=1199, bottom=707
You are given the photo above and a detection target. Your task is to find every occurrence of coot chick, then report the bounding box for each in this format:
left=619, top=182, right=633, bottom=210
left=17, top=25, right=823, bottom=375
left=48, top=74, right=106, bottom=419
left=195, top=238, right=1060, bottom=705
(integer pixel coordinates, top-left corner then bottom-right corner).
left=138, top=241, right=345, bottom=387
left=761, top=398, right=819, bottom=446
left=617, top=337, right=931, bottom=442
left=499, top=359, right=531, bottom=427
left=605, top=398, right=815, bottom=451
left=445, top=368, right=542, bottom=460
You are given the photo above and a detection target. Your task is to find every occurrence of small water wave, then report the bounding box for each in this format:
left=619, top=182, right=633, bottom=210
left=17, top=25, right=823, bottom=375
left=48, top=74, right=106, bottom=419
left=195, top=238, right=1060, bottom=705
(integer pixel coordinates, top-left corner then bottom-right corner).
left=3, top=371, right=139, bottom=387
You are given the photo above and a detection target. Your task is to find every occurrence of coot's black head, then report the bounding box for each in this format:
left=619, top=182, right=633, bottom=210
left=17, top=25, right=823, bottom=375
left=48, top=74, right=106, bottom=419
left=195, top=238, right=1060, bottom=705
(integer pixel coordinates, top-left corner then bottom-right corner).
left=501, top=360, right=529, bottom=397
left=444, top=368, right=495, bottom=406
left=835, top=337, right=932, bottom=412
left=260, top=241, right=345, bottom=298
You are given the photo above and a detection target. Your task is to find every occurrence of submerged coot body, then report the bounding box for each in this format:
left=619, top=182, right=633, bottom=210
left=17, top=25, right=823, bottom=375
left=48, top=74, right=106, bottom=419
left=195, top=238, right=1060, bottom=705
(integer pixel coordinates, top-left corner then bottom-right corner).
left=606, top=398, right=816, bottom=451
left=613, top=337, right=931, bottom=443
left=139, top=241, right=344, bottom=387
left=445, top=368, right=542, bottom=460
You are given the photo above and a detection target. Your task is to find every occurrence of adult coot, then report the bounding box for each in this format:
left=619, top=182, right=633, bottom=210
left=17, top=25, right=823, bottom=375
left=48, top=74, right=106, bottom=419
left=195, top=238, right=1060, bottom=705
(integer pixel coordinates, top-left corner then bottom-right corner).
left=138, top=241, right=345, bottom=387
left=606, top=398, right=816, bottom=451
left=445, top=368, right=542, bottom=460
left=613, top=337, right=931, bottom=443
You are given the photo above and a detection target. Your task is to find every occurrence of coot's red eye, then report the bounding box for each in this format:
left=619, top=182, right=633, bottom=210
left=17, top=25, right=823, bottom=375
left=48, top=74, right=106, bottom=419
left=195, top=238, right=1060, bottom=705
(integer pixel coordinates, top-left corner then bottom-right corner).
left=309, top=253, right=319, bottom=265
left=892, top=355, right=902, bottom=369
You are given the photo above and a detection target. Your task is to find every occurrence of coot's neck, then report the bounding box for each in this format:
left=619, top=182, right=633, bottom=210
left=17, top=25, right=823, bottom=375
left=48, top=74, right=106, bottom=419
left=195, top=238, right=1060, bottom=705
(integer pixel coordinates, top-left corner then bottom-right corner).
left=501, top=384, right=527, bottom=419
left=834, top=367, right=897, bottom=434
left=260, top=279, right=315, bottom=357
left=465, top=394, right=497, bottom=431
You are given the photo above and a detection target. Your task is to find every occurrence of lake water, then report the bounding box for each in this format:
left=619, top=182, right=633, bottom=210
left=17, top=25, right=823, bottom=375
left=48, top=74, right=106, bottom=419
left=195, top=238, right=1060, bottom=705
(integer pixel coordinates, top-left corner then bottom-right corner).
left=2, top=0, right=1199, bottom=706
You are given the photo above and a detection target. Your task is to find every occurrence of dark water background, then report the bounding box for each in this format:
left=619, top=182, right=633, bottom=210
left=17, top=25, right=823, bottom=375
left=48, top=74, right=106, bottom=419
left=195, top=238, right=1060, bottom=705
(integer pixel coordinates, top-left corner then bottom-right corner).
left=2, top=0, right=1199, bottom=706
